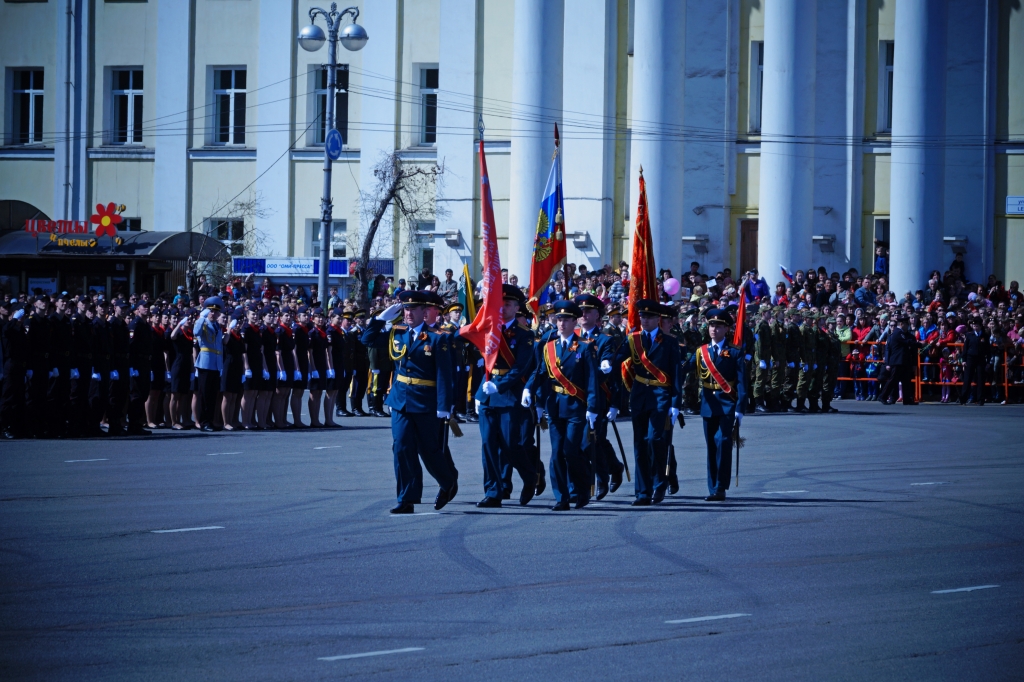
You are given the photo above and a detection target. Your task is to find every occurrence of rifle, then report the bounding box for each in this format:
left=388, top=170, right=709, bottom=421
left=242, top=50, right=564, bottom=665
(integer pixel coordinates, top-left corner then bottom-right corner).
left=609, top=420, right=631, bottom=482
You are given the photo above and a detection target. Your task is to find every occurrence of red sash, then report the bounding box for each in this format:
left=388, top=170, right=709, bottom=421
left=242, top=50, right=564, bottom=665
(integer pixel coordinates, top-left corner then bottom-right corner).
left=698, top=344, right=734, bottom=396
left=620, top=359, right=635, bottom=391
left=627, top=332, right=668, bottom=384
left=497, top=328, right=516, bottom=367
left=278, top=324, right=293, bottom=338
left=544, top=340, right=584, bottom=401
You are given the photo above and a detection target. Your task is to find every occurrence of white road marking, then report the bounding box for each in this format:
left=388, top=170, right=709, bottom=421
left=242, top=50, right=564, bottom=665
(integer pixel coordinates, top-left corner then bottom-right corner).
left=314, top=445, right=343, bottom=450
left=151, top=526, right=224, bottom=534
left=666, top=613, right=751, bottom=624
left=389, top=512, right=441, bottom=517
left=318, top=647, right=425, bottom=661
left=761, top=490, right=808, bottom=495
left=205, top=452, right=242, bottom=457
left=911, top=482, right=948, bottom=486
left=65, top=459, right=109, bottom=463
left=932, top=585, right=998, bottom=594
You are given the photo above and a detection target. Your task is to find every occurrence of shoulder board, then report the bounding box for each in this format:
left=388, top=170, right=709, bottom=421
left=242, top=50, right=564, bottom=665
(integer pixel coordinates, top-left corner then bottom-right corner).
left=662, top=332, right=678, bottom=342
left=392, top=325, right=408, bottom=331
left=517, top=321, right=531, bottom=331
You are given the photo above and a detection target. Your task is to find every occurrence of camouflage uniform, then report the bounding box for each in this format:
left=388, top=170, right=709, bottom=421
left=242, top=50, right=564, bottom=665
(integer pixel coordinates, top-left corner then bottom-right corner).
left=752, top=313, right=772, bottom=408
left=795, top=315, right=817, bottom=411
left=821, top=323, right=842, bottom=412
left=770, top=311, right=788, bottom=410
left=784, top=314, right=802, bottom=403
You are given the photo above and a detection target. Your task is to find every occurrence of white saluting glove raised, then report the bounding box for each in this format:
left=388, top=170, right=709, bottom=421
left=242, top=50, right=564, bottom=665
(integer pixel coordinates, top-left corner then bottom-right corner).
left=585, top=411, right=598, bottom=429
left=482, top=381, right=498, bottom=395
left=293, top=370, right=302, bottom=381
left=377, top=302, right=403, bottom=322
left=12, top=309, right=24, bottom=320
left=520, top=389, right=532, bottom=408
left=607, top=406, right=618, bottom=421
left=600, top=359, right=612, bottom=374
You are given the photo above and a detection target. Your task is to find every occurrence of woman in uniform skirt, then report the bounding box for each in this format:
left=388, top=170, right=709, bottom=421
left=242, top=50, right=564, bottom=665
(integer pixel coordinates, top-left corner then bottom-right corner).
left=258, top=307, right=278, bottom=429
left=163, top=311, right=178, bottom=425
left=290, top=306, right=310, bottom=428
left=306, top=307, right=332, bottom=428
left=169, top=309, right=197, bottom=429
left=324, top=309, right=345, bottom=428
left=146, top=309, right=167, bottom=428
left=274, top=308, right=299, bottom=428
left=221, top=308, right=245, bottom=430
left=241, top=306, right=264, bottom=430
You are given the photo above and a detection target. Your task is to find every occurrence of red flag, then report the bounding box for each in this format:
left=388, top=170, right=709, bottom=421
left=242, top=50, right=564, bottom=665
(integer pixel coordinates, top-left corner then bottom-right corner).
left=459, top=141, right=505, bottom=373
left=732, top=280, right=746, bottom=347
left=627, top=168, right=657, bottom=332
left=526, top=126, right=566, bottom=318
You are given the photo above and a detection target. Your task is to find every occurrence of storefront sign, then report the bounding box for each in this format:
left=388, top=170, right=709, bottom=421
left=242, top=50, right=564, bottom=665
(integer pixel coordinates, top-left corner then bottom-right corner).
left=27, top=277, right=58, bottom=295
left=24, top=219, right=92, bottom=235
left=264, top=258, right=316, bottom=275
left=1007, top=196, right=1024, bottom=215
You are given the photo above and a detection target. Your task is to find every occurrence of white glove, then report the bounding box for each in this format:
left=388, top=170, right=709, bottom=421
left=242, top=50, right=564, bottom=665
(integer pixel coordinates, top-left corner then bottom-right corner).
left=70, top=368, right=80, bottom=380
left=735, top=411, right=744, bottom=424
left=110, top=370, right=119, bottom=381
left=607, top=406, right=618, bottom=420
left=311, top=370, right=320, bottom=379
left=801, top=363, right=808, bottom=372
left=465, top=365, right=471, bottom=371
left=377, top=302, right=403, bottom=322
left=49, top=367, right=59, bottom=378
left=26, top=369, right=33, bottom=379
left=244, top=369, right=253, bottom=379
left=535, top=407, right=545, bottom=421
left=600, top=360, right=612, bottom=374
left=475, top=399, right=481, bottom=413
left=91, top=372, right=101, bottom=381
left=586, top=411, right=598, bottom=429
left=12, top=309, right=24, bottom=320
left=788, top=362, right=795, bottom=368
left=262, top=369, right=270, bottom=380
left=326, top=369, right=335, bottom=379
left=745, top=354, right=752, bottom=361
left=200, top=309, right=210, bottom=319
left=166, top=371, right=172, bottom=381
left=669, top=407, right=680, bottom=423
left=194, top=369, right=199, bottom=377
left=277, top=371, right=287, bottom=381
left=293, top=370, right=302, bottom=381
left=228, top=319, right=238, bottom=330
left=437, top=411, right=450, bottom=420
left=477, top=358, right=484, bottom=367
left=482, top=381, right=498, bottom=395
left=520, top=389, right=532, bottom=408
left=759, top=360, right=767, bottom=369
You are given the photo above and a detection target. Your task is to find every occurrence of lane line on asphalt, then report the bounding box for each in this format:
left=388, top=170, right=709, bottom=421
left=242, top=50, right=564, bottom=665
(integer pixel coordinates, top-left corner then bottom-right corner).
left=911, top=482, right=948, bottom=486
left=318, top=647, right=425, bottom=661
left=151, top=526, right=225, bottom=534
left=389, top=512, right=441, bottom=517
left=65, top=459, right=109, bottom=463
left=314, top=446, right=343, bottom=450
left=205, top=452, right=242, bottom=457
left=666, top=613, right=751, bottom=624
left=932, top=585, right=998, bottom=594
left=761, top=490, right=808, bottom=495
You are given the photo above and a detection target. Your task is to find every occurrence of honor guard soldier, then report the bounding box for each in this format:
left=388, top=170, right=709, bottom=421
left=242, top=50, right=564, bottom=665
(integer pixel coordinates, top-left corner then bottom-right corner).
left=795, top=311, right=818, bottom=412
left=523, top=300, right=599, bottom=510
left=691, top=308, right=747, bottom=501
left=784, top=310, right=802, bottom=408
left=348, top=309, right=371, bottom=416
left=69, top=299, right=95, bottom=437
left=108, top=301, right=132, bottom=436
left=361, top=291, right=458, bottom=514
left=47, top=295, right=74, bottom=437
left=126, top=301, right=154, bottom=436
left=26, top=296, right=51, bottom=438
left=1, top=301, right=29, bottom=439
left=194, top=296, right=224, bottom=432
left=442, top=302, right=470, bottom=420
left=614, top=300, right=682, bottom=506
left=770, top=307, right=788, bottom=411
left=474, top=285, right=537, bottom=508
left=88, top=301, right=112, bottom=437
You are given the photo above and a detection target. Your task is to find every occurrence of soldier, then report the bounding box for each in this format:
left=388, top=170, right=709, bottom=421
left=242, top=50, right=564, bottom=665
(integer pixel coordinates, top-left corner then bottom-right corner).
left=108, top=300, right=132, bottom=436
left=614, top=300, right=681, bottom=506
left=368, top=304, right=394, bottom=418
left=524, top=300, right=599, bottom=510
left=324, top=309, right=346, bottom=426
left=689, top=308, right=747, bottom=501
left=194, top=296, right=224, bottom=432
left=443, top=302, right=470, bottom=421
left=681, top=309, right=704, bottom=415
left=795, top=312, right=818, bottom=413
left=752, top=305, right=773, bottom=413
left=126, top=301, right=154, bottom=436
left=473, top=285, right=537, bottom=508
left=291, top=306, right=311, bottom=426
left=770, top=306, right=788, bottom=411
left=659, top=308, right=683, bottom=496
left=26, top=296, right=50, bottom=438
left=784, top=309, right=802, bottom=407
left=575, top=294, right=622, bottom=499
left=349, top=309, right=370, bottom=416
left=810, top=313, right=830, bottom=413
left=88, top=301, right=113, bottom=437
left=822, top=317, right=841, bottom=414
left=1, top=301, right=28, bottom=440
left=274, top=308, right=299, bottom=428
left=47, top=295, right=73, bottom=437
left=361, top=291, right=458, bottom=514
left=69, top=299, right=95, bottom=437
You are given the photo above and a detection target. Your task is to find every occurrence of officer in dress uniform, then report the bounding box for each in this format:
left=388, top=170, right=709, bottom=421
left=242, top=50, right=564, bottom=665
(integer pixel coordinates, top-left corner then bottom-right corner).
left=194, top=296, right=224, bottom=432
left=108, top=301, right=132, bottom=436
left=689, top=308, right=747, bottom=501
left=361, top=291, right=458, bottom=514
left=523, top=300, right=599, bottom=510
left=613, top=300, right=682, bottom=506
left=26, top=296, right=51, bottom=438
left=349, top=309, right=370, bottom=416
left=1, top=301, right=28, bottom=439
left=69, top=299, right=95, bottom=437
left=474, top=285, right=537, bottom=508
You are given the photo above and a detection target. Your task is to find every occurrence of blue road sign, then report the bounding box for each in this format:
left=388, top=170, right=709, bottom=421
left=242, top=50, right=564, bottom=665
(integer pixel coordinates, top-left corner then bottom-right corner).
left=325, top=129, right=343, bottom=161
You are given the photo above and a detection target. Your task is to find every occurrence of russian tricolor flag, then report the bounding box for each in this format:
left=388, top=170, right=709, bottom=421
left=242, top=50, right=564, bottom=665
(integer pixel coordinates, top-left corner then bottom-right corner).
left=780, top=265, right=794, bottom=286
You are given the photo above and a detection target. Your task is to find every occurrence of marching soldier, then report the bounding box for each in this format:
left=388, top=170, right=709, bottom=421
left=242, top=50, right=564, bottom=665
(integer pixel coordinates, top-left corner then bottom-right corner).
left=524, top=300, right=599, bottom=510
left=127, top=301, right=154, bottom=436
left=349, top=309, right=370, bottom=416
left=822, top=317, right=841, bottom=413
left=809, top=313, right=829, bottom=413
left=361, top=291, right=458, bottom=514
left=1, top=301, right=28, bottom=440
left=784, top=310, right=802, bottom=407
left=443, top=302, right=470, bottom=420
left=689, top=308, right=747, bottom=501
left=795, top=312, right=817, bottom=413
left=770, top=307, right=788, bottom=411
left=47, top=295, right=73, bottom=437
left=108, top=300, right=131, bottom=436
left=69, top=299, right=95, bottom=437
left=88, top=301, right=112, bottom=437
left=752, top=305, right=772, bottom=413
left=614, top=300, right=681, bottom=506
left=575, top=294, right=622, bottom=499
left=26, top=296, right=50, bottom=438
left=333, top=309, right=356, bottom=418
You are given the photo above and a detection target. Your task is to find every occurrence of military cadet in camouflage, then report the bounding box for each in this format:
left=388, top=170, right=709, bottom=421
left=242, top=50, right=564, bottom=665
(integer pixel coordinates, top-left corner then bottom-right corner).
left=770, top=306, right=788, bottom=411
left=795, top=312, right=818, bottom=413
left=784, top=310, right=802, bottom=408
left=752, top=305, right=773, bottom=413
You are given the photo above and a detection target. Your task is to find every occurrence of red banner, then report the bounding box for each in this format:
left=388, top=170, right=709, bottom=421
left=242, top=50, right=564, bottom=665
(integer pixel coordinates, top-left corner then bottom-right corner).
left=627, top=169, right=657, bottom=332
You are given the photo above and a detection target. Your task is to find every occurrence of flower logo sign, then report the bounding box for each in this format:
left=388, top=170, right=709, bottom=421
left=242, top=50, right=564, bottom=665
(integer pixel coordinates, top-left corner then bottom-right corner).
left=90, top=203, right=123, bottom=238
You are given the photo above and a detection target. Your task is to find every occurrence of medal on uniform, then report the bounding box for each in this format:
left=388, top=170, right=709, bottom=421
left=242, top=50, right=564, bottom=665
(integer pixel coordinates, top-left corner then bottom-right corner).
left=424, top=344, right=432, bottom=356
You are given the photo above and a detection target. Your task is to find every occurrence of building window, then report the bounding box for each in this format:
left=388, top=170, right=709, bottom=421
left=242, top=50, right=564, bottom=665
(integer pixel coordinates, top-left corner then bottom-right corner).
left=312, top=220, right=346, bottom=258
left=214, top=69, right=246, bottom=145
left=415, top=221, right=434, bottom=274
left=11, top=69, right=44, bottom=145
left=111, top=69, right=143, bottom=144
left=314, top=65, right=349, bottom=145
left=121, top=217, right=142, bottom=232
left=749, top=42, right=763, bottom=133
left=208, top=218, right=245, bottom=256
left=420, top=68, right=438, bottom=145
left=877, top=41, right=894, bottom=134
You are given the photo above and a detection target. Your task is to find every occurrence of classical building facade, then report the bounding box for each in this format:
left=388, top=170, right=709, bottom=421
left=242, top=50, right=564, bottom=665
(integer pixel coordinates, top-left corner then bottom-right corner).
left=1, top=0, right=1022, bottom=296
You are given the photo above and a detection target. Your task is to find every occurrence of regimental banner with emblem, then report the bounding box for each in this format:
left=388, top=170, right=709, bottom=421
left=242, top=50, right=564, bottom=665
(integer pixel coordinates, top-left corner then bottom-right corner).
left=627, top=168, right=657, bottom=332
left=526, top=125, right=567, bottom=318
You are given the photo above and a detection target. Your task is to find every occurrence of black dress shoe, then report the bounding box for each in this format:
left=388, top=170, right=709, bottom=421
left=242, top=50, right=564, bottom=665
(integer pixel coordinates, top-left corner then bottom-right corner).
left=476, top=496, right=501, bottom=508
left=609, top=474, right=622, bottom=493
left=668, top=475, right=680, bottom=496
left=631, top=497, right=652, bottom=506
left=353, top=409, right=369, bottom=417
left=464, top=412, right=478, bottom=423
left=595, top=482, right=609, bottom=500
left=535, top=474, right=547, bottom=496
left=652, top=493, right=665, bottom=504
left=1, top=428, right=15, bottom=440
left=449, top=479, right=458, bottom=500
left=551, top=501, right=570, bottom=511
left=519, top=485, right=534, bottom=506
left=704, top=492, right=726, bottom=501
left=201, top=425, right=215, bottom=432
left=574, top=498, right=589, bottom=510
left=755, top=404, right=768, bottom=413
left=434, top=488, right=452, bottom=511
left=390, top=503, right=415, bottom=514
left=501, top=490, right=512, bottom=500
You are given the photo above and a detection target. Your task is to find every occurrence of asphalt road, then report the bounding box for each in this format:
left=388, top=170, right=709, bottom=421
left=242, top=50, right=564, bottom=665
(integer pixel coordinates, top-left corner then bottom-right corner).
left=1, top=402, right=1022, bottom=681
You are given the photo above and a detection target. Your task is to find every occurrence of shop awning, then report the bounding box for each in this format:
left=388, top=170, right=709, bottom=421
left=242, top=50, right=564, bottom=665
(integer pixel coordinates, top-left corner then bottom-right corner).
left=0, top=231, right=226, bottom=260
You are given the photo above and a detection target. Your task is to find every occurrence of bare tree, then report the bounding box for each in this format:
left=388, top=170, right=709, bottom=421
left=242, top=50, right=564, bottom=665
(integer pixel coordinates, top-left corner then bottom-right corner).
left=188, top=190, right=273, bottom=293
left=350, top=151, right=446, bottom=308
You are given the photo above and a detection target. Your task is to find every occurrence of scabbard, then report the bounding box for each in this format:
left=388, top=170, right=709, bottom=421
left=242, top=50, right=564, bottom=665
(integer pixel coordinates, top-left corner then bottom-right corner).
left=449, top=418, right=463, bottom=438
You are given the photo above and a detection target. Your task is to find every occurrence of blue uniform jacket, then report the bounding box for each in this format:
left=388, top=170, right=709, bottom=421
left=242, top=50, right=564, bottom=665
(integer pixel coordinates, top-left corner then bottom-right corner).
left=473, top=320, right=536, bottom=408
left=193, top=315, right=223, bottom=373
left=361, top=319, right=452, bottom=414
left=613, top=329, right=682, bottom=413
left=684, top=342, right=747, bottom=417
left=578, top=327, right=616, bottom=411
left=527, top=332, right=599, bottom=419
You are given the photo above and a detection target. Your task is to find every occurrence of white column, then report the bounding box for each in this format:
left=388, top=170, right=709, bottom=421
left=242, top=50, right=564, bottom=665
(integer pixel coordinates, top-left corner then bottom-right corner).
left=254, top=0, right=294, bottom=255
left=757, top=0, right=816, bottom=277
left=153, top=0, right=192, bottom=231
left=507, top=0, right=564, bottom=283
left=433, top=0, right=478, bottom=277
left=53, top=0, right=90, bottom=221
left=561, top=0, right=617, bottom=273
left=629, top=0, right=685, bottom=276
left=889, top=0, right=947, bottom=297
